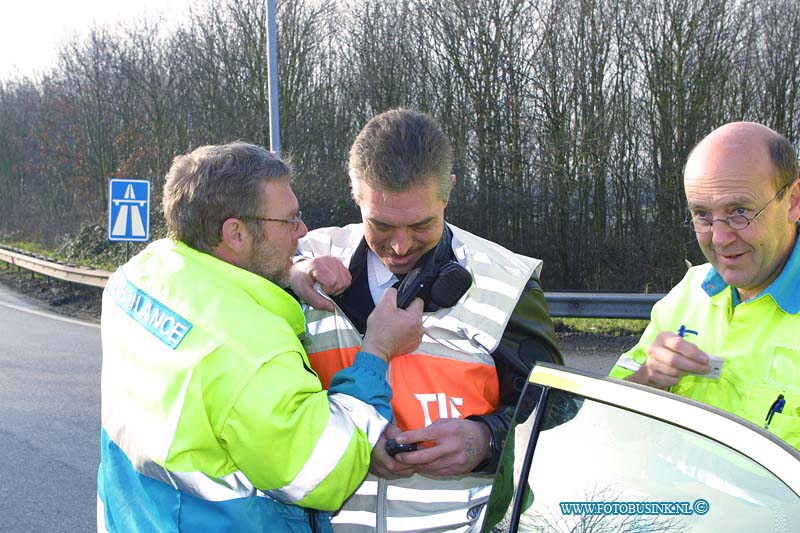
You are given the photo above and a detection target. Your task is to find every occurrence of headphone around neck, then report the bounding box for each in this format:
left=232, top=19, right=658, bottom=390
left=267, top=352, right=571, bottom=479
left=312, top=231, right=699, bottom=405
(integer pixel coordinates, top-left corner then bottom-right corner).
left=396, top=233, right=473, bottom=311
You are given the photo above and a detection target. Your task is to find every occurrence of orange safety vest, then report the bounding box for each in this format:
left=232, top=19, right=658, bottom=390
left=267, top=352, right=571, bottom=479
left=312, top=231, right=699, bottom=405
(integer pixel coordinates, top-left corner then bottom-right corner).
left=308, top=316, right=499, bottom=431
left=298, top=223, right=541, bottom=532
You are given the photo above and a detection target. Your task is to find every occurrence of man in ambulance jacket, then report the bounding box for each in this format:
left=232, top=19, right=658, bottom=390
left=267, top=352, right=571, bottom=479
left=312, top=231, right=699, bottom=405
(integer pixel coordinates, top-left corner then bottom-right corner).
left=97, top=142, right=424, bottom=532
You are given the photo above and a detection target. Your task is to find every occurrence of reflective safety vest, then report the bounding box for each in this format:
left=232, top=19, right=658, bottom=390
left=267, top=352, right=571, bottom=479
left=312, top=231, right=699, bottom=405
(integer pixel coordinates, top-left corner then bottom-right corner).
left=298, top=224, right=541, bottom=532
left=611, top=263, right=800, bottom=451
left=97, top=239, right=388, bottom=532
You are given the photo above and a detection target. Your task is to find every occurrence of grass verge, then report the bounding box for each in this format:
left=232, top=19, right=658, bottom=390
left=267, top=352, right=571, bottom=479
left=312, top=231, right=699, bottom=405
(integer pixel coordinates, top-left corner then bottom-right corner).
left=554, top=317, right=648, bottom=336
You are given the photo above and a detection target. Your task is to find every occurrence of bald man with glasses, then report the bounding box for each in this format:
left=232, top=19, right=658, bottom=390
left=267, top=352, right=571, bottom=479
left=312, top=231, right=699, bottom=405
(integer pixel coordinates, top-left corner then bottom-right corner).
left=610, top=122, right=800, bottom=451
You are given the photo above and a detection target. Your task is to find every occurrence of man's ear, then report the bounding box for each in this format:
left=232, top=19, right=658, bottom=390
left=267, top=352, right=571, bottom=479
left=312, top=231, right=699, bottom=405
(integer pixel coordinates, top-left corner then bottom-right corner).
left=788, top=179, right=800, bottom=224
left=220, top=217, right=251, bottom=254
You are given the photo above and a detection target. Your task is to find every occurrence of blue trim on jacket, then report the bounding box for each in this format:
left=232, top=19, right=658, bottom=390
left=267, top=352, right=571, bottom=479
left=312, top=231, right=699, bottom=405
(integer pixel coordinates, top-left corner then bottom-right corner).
left=98, top=430, right=333, bottom=533
left=331, top=351, right=392, bottom=421
left=701, top=226, right=800, bottom=313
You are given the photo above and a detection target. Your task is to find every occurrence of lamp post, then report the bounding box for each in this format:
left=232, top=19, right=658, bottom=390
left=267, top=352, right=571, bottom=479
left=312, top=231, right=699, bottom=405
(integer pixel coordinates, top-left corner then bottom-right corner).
left=266, top=0, right=280, bottom=154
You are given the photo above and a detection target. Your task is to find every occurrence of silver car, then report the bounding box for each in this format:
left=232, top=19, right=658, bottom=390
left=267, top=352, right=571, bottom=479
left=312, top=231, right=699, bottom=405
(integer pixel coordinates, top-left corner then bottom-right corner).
left=483, top=364, right=800, bottom=532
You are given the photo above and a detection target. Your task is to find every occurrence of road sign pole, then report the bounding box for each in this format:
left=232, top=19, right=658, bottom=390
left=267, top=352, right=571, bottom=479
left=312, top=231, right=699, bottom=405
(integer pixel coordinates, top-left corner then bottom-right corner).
left=266, top=0, right=281, bottom=154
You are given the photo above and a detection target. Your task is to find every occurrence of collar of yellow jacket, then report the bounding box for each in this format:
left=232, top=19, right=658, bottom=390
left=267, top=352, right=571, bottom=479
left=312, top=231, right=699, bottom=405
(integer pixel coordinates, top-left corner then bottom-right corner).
left=153, top=238, right=306, bottom=336
left=701, top=223, right=800, bottom=314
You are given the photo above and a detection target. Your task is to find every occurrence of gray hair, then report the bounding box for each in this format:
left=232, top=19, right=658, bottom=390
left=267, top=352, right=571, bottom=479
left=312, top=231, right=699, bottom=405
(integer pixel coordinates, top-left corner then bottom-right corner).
left=768, top=134, right=800, bottom=195
left=349, top=108, right=453, bottom=203
left=162, top=142, right=292, bottom=253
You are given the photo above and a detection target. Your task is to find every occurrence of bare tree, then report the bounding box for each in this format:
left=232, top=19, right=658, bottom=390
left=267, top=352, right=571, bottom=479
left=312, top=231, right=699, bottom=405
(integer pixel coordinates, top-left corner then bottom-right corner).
left=755, top=0, right=800, bottom=140
left=1, top=0, right=797, bottom=290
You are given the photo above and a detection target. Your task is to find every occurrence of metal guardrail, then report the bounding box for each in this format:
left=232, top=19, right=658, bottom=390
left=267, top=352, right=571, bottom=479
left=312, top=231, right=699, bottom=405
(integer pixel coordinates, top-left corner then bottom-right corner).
left=545, top=291, right=661, bottom=319
left=0, top=245, right=663, bottom=318
left=0, top=246, right=113, bottom=289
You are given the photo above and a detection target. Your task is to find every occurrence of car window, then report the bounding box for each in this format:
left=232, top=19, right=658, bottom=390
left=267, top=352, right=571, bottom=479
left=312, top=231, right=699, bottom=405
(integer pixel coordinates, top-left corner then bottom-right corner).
left=485, top=370, right=800, bottom=533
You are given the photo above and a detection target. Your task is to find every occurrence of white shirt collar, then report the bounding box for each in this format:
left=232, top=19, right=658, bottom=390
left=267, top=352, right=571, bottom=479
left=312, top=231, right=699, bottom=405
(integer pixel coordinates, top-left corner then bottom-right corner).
left=367, top=249, right=399, bottom=303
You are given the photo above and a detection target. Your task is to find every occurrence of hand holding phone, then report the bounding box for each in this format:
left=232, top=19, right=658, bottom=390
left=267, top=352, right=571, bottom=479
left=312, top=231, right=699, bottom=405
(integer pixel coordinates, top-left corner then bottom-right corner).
left=385, top=438, right=418, bottom=457
left=396, top=267, right=431, bottom=309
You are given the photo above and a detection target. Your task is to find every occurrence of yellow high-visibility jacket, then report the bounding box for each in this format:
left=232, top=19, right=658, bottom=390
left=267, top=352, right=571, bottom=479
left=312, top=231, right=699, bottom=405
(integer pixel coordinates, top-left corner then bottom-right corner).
left=611, top=238, right=800, bottom=451
left=98, top=239, right=391, bottom=532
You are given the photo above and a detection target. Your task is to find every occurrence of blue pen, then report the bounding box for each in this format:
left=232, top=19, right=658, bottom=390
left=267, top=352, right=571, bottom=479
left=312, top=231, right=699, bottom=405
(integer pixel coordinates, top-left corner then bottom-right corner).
left=668, top=325, right=700, bottom=393
left=765, top=394, right=785, bottom=430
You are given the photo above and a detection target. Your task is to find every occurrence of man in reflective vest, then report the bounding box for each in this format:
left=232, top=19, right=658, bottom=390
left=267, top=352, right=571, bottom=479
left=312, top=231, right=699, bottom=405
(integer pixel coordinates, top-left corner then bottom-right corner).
left=290, top=109, right=562, bottom=532
left=97, top=142, right=424, bottom=532
left=610, top=122, right=800, bottom=450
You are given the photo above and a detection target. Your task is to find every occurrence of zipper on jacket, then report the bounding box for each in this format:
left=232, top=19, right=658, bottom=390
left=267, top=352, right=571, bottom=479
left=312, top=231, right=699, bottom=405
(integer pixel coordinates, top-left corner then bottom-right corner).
left=307, top=510, right=318, bottom=533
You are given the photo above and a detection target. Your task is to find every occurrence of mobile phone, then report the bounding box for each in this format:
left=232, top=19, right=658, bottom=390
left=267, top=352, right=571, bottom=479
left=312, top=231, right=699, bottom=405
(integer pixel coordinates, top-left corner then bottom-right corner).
left=396, top=267, right=432, bottom=309
left=385, top=438, right=418, bottom=456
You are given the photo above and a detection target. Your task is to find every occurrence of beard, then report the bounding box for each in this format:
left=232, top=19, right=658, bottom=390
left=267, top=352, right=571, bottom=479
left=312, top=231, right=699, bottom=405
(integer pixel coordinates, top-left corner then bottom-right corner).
left=247, top=234, right=291, bottom=287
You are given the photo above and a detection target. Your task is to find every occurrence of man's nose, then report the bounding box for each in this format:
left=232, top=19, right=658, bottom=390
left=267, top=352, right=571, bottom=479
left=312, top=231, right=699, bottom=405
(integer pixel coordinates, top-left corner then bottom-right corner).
left=390, top=229, right=413, bottom=256
left=710, top=219, right=736, bottom=247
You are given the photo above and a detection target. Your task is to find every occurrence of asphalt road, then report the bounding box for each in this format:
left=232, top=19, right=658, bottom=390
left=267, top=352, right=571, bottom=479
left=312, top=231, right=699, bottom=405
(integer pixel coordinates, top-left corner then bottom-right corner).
left=0, top=282, right=618, bottom=532
left=0, top=283, right=101, bottom=532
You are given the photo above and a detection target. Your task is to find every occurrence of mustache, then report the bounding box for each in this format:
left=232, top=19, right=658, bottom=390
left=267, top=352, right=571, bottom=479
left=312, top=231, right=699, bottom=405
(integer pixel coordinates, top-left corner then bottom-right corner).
left=383, top=248, right=423, bottom=258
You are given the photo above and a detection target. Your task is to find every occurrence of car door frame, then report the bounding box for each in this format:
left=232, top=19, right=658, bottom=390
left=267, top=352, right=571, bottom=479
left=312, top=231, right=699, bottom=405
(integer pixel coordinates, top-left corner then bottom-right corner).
left=501, top=363, right=800, bottom=531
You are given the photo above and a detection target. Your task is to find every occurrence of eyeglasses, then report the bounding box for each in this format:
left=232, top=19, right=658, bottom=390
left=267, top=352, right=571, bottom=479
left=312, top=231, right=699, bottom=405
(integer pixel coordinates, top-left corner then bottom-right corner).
left=684, top=186, right=788, bottom=233
left=239, top=210, right=304, bottom=231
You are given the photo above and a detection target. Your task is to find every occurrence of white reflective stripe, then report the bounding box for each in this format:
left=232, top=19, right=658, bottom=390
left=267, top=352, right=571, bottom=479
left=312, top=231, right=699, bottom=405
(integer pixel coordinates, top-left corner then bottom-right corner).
left=421, top=333, right=438, bottom=345
left=472, top=274, right=517, bottom=298
left=431, top=316, right=500, bottom=354
left=471, top=250, right=492, bottom=264
left=461, top=298, right=507, bottom=327
left=332, top=510, right=376, bottom=527
left=169, top=470, right=256, bottom=501
left=111, top=422, right=392, bottom=506
left=386, top=483, right=492, bottom=503
left=108, top=449, right=262, bottom=502
left=110, top=404, right=370, bottom=505
left=418, top=338, right=494, bottom=365
left=453, top=228, right=534, bottom=276
left=306, top=314, right=349, bottom=335
left=328, top=393, right=388, bottom=445
left=432, top=337, right=490, bottom=355
left=332, top=510, right=476, bottom=532
left=615, top=354, right=642, bottom=372
left=386, top=509, right=474, bottom=531
left=353, top=479, right=379, bottom=496
left=433, top=315, right=496, bottom=345
left=266, top=393, right=387, bottom=502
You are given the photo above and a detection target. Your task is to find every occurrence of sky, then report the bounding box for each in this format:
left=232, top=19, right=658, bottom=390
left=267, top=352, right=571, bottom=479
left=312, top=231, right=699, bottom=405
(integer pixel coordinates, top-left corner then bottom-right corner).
left=0, top=0, right=194, bottom=79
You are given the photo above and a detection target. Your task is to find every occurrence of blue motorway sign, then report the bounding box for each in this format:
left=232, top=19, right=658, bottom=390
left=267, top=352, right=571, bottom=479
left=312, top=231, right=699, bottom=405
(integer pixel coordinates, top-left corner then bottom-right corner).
left=108, top=178, right=151, bottom=242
